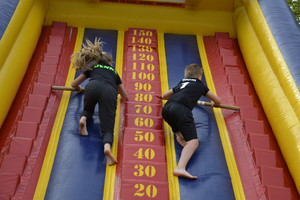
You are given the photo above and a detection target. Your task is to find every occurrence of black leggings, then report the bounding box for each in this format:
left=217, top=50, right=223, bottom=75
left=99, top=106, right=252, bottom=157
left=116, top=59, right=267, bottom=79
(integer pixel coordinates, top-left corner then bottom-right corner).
left=81, top=80, right=117, bottom=146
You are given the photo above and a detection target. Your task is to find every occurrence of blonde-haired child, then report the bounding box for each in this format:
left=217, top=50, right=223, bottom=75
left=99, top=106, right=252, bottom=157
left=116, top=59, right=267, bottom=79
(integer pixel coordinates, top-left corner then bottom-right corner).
left=71, top=38, right=127, bottom=166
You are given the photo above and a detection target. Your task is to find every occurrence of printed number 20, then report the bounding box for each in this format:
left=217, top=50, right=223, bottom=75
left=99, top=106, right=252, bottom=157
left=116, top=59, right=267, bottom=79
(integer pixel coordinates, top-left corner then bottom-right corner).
left=134, top=184, right=157, bottom=198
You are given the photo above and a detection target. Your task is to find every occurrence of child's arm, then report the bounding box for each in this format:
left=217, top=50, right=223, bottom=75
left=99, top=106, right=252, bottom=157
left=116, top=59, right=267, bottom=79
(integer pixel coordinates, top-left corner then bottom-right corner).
left=162, top=89, right=174, bottom=100
left=117, top=84, right=127, bottom=99
left=71, top=74, right=86, bottom=92
left=205, top=91, right=221, bottom=106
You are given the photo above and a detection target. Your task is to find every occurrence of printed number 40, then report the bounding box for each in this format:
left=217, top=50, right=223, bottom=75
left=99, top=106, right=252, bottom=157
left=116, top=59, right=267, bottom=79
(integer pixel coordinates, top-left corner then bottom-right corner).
left=134, top=147, right=155, bottom=160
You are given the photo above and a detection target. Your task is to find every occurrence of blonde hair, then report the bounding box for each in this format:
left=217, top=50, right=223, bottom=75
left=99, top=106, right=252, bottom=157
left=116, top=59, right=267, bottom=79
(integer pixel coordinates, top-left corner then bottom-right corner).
left=184, top=63, right=203, bottom=78
left=71, top=38, right=112, bottom=72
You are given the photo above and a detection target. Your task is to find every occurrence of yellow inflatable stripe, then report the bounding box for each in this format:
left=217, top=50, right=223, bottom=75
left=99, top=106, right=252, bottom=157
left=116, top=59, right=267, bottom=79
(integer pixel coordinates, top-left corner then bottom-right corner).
left=33, top=27, right=85, bottom=200
left=158, top=33, right=180, bottom=200
left=0, top=0, right=47, bottom=129
left=197, top=35, right=246, bottom=200
left=233, top=5, right=300, bottom=193
left=45, top=1, right=235, bottom=37
left=102, top=30, right=125, bottom=200
left=0, top=0, right=35, bottom=69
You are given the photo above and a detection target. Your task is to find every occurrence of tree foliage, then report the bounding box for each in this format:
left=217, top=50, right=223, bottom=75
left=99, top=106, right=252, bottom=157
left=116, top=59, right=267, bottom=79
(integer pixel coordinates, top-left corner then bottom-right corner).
left=287, top=0, right=300, bottom=24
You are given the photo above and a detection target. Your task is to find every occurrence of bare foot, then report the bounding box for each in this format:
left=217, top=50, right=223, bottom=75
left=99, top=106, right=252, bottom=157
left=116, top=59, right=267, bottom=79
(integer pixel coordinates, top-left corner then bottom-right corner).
left=104, top=148, right=118, bottom=166
left=79, top=117, right=88, bottom=136
left=173, top=168, right=197, bottom=179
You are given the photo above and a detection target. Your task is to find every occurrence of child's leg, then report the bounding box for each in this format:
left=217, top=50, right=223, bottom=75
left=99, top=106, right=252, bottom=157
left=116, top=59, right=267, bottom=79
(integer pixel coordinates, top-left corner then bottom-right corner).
left=80, top=82, right=97, bottom=136
left=175, top=132, right=187, bottom=147
left=173, top=139, right=199, bottom=179
left=104, top=143, right=118, bottom=166
left=97, top=86, right=118, bottom=166
left=79, top=116, right=88, bottom=136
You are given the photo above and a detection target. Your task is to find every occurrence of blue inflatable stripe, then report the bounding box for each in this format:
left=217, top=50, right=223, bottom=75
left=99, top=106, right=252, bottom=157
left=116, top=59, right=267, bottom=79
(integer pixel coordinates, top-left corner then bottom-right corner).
left=0, top=0, right=20, bottom=40
left=258, top=0, right=300, bottom=88
left=164, top=34, right=235, bottom=200
left=45, top=29, right=118, bottom=200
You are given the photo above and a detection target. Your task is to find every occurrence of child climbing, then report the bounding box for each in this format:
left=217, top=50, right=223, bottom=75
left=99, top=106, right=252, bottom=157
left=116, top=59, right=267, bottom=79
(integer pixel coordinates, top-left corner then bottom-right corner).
left=71, top=38, right=127, bottom=166
left=161, top=63, right=221, bottom=179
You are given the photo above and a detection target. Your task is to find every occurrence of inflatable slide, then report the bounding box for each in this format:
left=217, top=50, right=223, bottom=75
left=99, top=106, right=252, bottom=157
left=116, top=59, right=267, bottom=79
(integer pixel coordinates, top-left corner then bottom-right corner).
left=0, top=0, right=299, bottom=199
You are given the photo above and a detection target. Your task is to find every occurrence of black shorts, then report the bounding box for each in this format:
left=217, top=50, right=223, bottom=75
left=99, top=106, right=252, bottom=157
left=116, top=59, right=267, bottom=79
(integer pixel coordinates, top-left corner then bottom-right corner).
left=162, top=102, right=197, bottom=141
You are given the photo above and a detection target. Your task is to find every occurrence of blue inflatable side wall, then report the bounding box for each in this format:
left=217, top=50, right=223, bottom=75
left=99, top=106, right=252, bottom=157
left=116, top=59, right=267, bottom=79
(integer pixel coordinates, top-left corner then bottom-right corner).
left=0, top=0, right=19, bottom=39
left=258, top=0, right=300, bottom=88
